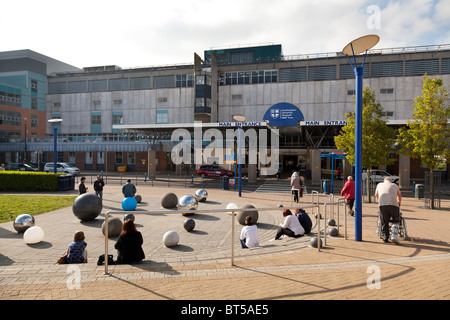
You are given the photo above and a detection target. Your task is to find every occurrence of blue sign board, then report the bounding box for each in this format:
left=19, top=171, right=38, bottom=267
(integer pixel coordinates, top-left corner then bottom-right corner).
left=263, top=102, right=304, bottom=126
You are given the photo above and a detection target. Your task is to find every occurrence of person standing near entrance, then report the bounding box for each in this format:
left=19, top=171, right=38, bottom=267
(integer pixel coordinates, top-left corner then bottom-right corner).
left=375, top=176, right=402, bottom=244
left=291, top=171, right=302, bottom=203
left=93, top=175, right=105, bottom=202
left=341, top=176, right=355, bottom=216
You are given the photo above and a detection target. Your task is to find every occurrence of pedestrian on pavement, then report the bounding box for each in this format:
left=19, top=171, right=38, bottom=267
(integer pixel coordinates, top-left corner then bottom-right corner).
left=273, top=209, right=305, bottom=240
left=115, top=219, right=145, bottom=264
left=78, top=176, right=88, bottom=195
left=66, top=231, right=88, bottom=264
left=375, top=176, right=402, bottom=244
left=291, top=171, right=303, bottom=203
left=240, top=216, right=259, bottom=248
left=122, top=179, right=137, bottom=197
left=93, top=175, right=105, bottom=202
left=341, top=176, right=355, bottom=216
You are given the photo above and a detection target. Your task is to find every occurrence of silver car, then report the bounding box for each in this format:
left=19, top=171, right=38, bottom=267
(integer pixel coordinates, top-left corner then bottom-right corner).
left=44, top=162, right=80, bottom=175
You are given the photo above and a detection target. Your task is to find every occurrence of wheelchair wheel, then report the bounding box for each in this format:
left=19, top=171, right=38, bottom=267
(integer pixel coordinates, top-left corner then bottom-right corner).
left=399, top=217, right=408, bottom=240
left=377, top=216, right=382, bottom=239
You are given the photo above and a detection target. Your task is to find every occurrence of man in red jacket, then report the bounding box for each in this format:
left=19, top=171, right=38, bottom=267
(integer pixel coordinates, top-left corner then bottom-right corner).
left=341, top=176, right=355, bottom=216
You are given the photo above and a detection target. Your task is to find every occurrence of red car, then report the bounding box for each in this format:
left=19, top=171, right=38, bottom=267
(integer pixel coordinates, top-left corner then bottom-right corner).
left=197, top=165, right=234, bottom=178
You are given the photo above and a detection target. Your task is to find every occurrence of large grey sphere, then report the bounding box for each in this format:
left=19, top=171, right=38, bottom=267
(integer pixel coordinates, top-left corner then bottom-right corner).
left=236, top=204, right=258, bottom=225
left=13, top=214, right=35, bottom=233
left=101, top=218, right=123, bottom=237
left=194, top=189, right=208, bottom=202
left=161, top=192, right=178, bottom=209
left=72, top=193, right=102, bottom=221
left=177, top=195, right=198, bottom=216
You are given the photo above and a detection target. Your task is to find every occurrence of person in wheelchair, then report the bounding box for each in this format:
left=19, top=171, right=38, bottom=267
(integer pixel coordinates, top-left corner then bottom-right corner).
left=375, top=176, right=402, bottom=244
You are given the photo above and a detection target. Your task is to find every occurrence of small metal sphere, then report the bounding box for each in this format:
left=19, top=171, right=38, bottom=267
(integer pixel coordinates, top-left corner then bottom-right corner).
left=183, top=218, right=196, bottom=232
left=194, top=189, right=208, bottom=202
left=13, top=214, right=35, bottom=233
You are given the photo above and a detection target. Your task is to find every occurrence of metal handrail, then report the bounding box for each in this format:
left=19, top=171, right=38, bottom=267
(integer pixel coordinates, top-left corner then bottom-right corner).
left=323, top=198, right=347, bottom=247
left=103, top=204, right=321, bottom=275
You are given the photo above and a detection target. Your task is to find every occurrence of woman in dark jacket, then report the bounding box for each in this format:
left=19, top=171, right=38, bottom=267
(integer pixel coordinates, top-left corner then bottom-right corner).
left=114, top=219, right=145, bottom=264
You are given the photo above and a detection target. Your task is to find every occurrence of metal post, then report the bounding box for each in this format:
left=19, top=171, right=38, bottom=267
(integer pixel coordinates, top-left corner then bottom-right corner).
left=238, top=126, right=242, bottom=197
left=354, top=66, right=363, bottom=241
left=231, top=210, right=235, bottom=266
left=53, top=126, right=58, bottom=174
left=104, top=213, right=109, bottom=275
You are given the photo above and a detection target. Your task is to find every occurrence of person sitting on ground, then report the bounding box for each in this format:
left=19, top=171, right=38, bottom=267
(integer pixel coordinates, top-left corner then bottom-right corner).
left=274, top=209, right=305, bottom=240
left=115, top=219, right=145, bottom=264
left=122, top=179, right=137, bottom=197
left=295, top=208, right=312, bottom=234
left=239, top=216, right=259, bottom=249
left=66, top=231, right=88, bottom=264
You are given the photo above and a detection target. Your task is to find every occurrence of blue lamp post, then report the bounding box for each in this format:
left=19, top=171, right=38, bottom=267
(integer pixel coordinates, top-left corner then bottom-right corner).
left=342, top=35, right=379, bottom=241
left=48, top=118, right=62, bottom=174
left=233, top=115, right=247, bottom=197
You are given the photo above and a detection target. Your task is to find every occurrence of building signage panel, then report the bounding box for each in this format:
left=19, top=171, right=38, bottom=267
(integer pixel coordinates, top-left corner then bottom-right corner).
left=302, top=120, right=348, bottom=126
left=263, top=102, right=304, bottom=126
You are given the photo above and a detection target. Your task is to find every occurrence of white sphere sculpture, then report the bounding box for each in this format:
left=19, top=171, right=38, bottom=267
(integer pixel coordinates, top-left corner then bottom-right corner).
left=23, top=226, right=45, bottom=244
left=226, top=202, right=238, bottom=215
left=163, top=230, right=179, bottom=247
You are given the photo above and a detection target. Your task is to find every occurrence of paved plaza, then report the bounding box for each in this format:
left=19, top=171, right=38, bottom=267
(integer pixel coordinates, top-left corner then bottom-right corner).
left=1, top=180, right=449, bottom=302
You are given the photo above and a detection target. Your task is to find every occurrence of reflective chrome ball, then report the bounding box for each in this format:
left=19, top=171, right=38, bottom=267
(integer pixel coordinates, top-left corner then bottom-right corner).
left=13, top=214, right=35, bottom=233
left=194, top=189, right=208, bottom=202
left=177, top=195, right=198, bottom=215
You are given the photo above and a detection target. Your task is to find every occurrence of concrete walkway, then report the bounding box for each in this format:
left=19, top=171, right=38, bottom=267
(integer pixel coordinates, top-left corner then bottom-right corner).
left=1, top=183, right=449, bottom=301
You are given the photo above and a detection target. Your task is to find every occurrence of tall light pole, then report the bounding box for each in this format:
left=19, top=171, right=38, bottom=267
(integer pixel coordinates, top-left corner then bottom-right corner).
left=233, top=115, right=247, bottom=197
left=48, top=118, right=63, bottom=174
left=342, top=35, right=379, bottom=241
left=23, top=117, right=27, bottom=163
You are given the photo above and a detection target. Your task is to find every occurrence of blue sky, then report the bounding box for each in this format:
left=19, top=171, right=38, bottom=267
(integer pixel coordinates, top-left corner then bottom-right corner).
left=2, top=0, right=449, bottom=68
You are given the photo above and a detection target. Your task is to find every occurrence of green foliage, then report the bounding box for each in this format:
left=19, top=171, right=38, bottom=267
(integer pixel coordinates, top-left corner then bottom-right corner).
left=335, top=86, right=397, bottom=168
left=0, top=171, right=60, bottom=191
left=0, top=195, right=77, bottom=223
left=397, top=75, right=450, bottom=171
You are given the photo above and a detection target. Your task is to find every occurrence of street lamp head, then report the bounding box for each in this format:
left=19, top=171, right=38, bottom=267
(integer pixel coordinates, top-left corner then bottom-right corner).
left=342, top=34, right=380, bottom=57
left=48, top=118, right=63, bottom=123
left=232, top=115, right=247, bottom=122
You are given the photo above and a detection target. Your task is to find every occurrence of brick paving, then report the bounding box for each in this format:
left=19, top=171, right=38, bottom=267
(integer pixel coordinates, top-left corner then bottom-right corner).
left=1, top=181, right=449, bottom=301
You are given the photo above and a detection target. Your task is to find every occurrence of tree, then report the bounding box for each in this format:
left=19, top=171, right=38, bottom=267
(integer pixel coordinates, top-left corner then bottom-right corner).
left=335, top=86, right=397, bottom=202
left=397, top=75, right=450, bottom=209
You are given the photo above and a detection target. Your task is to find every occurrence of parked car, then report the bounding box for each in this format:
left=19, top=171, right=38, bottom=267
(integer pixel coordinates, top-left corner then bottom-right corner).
left=44, top=162, right=80, bottom=175
left=197, top=164, right=234, bottom=178
left=5, top=163, right=38, bottom=172
left=362, top=170, right=399, bottom=184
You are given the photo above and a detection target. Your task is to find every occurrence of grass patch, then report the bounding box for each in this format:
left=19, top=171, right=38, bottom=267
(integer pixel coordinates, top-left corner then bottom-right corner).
left=0, top=195, right=77, bottom=223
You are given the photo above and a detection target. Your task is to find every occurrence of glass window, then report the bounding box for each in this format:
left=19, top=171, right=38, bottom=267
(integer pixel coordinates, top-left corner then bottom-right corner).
left=156, top=109, right=168, bottom=124
left=127, top=152, right=135, bottom=164
left=115, top=152, right=123, bottom=165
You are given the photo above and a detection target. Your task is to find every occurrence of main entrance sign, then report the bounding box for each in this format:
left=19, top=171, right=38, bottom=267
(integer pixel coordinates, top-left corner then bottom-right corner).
left=263, top=102, right=304, bottom=126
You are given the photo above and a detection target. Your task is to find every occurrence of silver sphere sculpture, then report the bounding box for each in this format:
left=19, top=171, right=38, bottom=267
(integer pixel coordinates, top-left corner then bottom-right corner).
left=13, top=214, right=35, bottom=233
left=177, top=195, right=198, bottom=216
left=194, top=189, right=208, bottom=202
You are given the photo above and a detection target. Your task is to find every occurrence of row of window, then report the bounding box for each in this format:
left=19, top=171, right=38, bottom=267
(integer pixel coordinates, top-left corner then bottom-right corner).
left=0, top=110, right=38, bottom=127
left=47, top=58, right=450, bottom=95
left=49, top=74, right=194, bottom=94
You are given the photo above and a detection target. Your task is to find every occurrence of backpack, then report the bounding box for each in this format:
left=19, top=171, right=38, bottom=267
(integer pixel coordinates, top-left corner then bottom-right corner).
left=297, top=209, right=312, bottom=234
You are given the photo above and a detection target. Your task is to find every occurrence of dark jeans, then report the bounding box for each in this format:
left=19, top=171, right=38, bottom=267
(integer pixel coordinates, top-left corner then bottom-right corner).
left=292, top=190, right=299, bottom=203
left=240, top=239, right=248, bottom=249
left=346, top=198, right=354, bottom=215
left=275, top=227, right=303, bottom=240
left=379, top=205, right=400, bottom=239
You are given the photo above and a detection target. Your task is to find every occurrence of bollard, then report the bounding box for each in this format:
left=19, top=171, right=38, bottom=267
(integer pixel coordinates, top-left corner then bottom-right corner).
left=144, top=172, right=147, bottom=182
left=191, top=174, right=194, bottom=184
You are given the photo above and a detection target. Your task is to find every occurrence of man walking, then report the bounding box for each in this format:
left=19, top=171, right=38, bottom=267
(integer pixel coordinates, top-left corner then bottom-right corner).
left=93, top=175, right=105, bottom=202
left=375, top=177, right=402, bottom=244
left=341, top=176, right=355, bottom=216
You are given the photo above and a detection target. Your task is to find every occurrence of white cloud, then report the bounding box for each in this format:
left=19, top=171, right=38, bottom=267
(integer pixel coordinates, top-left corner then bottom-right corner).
left=1, top=0, right=448, bottom=68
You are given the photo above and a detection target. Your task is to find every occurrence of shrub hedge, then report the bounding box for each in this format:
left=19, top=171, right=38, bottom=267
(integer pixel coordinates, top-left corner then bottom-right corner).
left=0, top=171, right=61, bottom=191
